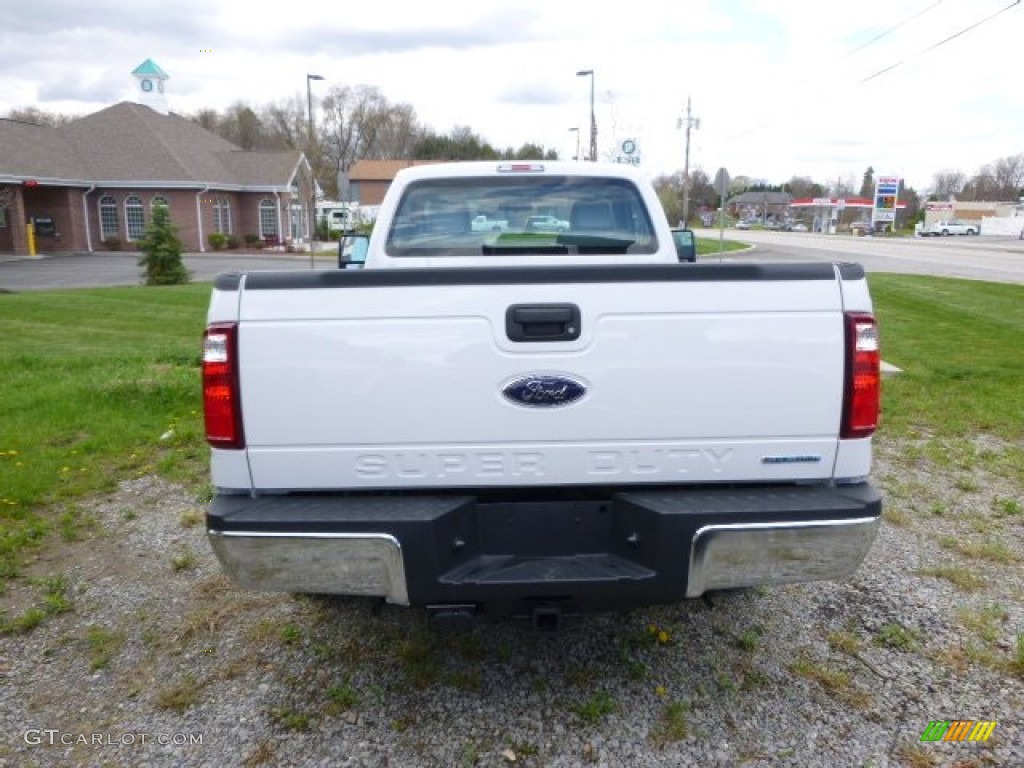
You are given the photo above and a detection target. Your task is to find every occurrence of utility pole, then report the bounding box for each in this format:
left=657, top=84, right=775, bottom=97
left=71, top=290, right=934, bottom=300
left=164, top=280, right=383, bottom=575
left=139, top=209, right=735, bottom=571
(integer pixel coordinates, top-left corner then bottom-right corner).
left=679, top=96, right=700, bottom=226
left=576, top=70, right=596, bottom=161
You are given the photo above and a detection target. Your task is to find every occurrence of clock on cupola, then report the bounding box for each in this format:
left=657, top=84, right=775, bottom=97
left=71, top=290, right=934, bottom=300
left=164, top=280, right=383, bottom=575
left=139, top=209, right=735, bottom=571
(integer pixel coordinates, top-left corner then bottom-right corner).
left=131, top=58, right=170, bottom=114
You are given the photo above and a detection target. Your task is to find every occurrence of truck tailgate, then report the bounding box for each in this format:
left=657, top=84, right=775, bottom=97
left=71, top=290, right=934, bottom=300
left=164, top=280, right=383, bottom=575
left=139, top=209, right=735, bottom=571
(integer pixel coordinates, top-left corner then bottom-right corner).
left=235, top=265, right=847, bottom=489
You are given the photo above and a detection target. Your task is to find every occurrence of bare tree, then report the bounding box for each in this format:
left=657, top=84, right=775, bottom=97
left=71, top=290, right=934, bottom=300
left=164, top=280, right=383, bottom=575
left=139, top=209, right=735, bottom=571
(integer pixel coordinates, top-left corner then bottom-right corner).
left=991, top=153, right=1024, bottom=200
left=4, top=106, right=77, bottom=126
left=260, top=97, right=307, bottom=151
left=962, top=165, right=997, bottom=201
left=221, top=102, right=264, bottom=150
left=360, top=103, right=421, bottom=160
left=190, top=108, right=220, bottom=134
left=930, top=169, right=966, bottom=200
left=320, top=85, right=390, bottom=178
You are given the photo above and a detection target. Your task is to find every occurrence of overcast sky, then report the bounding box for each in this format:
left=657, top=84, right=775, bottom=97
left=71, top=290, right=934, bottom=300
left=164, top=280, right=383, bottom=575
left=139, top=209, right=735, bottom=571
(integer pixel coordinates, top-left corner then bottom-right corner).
left=2, top=0, right=1021, bottom=192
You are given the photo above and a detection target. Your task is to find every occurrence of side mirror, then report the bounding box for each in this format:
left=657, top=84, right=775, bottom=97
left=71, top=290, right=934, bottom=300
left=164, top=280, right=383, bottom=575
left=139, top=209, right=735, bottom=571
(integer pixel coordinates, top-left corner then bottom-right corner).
left=339, top=233, right=369, bottom=269
left=671, top=228, right=697, bottom=263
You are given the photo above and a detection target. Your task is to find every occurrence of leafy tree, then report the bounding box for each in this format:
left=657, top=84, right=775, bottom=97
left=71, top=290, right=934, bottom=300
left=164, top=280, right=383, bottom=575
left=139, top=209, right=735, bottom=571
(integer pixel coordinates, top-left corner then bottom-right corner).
left=784, top=176, right=824, bottom=199
left=498, top=142, right=558, bottom=160
left=138, top=204, right=189, bottom=285
left=652, top=173, right=682, bottom=224
left=898, top=182, right=922, bottom=224
left=414, top=126, right=500, bottom=160
left=688, top=168, right=718, bottom=213
left=859, top=166, right=875, bottom=198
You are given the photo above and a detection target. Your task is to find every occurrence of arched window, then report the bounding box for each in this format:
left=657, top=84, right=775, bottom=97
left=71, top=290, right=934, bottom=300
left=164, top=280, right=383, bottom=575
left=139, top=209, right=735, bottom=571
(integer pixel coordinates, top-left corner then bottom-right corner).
left=125, top=195, right=145, bottom=240
left=214, top=197, right=232, bottom=234
left=259, top=198, right=278, bottom=238
left=99, top=195, right=119, bottom=240
left=151, top=195, right=169, bottom=213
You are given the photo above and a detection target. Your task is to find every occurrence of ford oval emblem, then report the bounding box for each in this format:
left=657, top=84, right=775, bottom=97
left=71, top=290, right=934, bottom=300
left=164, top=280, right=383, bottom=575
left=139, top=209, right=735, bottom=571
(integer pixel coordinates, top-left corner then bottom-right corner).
left=503, top=375, right=586, bottom=408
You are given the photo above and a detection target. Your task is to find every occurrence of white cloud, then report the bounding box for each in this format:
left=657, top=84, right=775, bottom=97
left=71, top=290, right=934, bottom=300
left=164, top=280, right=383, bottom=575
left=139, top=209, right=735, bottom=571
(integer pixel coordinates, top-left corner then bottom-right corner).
left=2, top=0, right=1021, bottom=192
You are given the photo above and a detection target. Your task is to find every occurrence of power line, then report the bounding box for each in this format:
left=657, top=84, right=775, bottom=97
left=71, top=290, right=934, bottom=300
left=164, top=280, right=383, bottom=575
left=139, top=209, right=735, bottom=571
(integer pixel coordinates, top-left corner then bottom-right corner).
left=723, top=0, right=947, bottom=142
left=860, top=0, right=1021, bottom=84
left=723, top=1, right=1020, bottom=143
left=842, top=1, right=943, bottom=62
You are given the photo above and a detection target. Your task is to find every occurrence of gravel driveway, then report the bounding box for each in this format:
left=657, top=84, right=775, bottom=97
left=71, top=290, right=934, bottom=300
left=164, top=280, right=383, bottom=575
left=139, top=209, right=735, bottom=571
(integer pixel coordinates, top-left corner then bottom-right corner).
left=1, top=432, right=1021, bottom=768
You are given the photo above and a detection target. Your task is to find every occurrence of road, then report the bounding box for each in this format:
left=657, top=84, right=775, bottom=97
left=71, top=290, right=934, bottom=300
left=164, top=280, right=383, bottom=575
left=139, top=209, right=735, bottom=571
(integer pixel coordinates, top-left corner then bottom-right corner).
left=2, top=233, right=1023, bottom=290
left=705, top=229, right=1024, bottom=284
left=0, top=250, right=335, bottom=291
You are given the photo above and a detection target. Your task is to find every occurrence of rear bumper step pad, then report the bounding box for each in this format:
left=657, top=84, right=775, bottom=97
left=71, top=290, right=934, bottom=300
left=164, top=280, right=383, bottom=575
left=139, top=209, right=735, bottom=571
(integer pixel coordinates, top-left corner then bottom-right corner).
left=207, top=483, right=881, bottom=612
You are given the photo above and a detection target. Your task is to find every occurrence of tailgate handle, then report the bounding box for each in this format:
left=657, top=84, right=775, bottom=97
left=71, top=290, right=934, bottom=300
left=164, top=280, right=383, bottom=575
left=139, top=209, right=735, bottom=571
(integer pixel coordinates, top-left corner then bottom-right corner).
left=506, top=303, right=581, bottom=342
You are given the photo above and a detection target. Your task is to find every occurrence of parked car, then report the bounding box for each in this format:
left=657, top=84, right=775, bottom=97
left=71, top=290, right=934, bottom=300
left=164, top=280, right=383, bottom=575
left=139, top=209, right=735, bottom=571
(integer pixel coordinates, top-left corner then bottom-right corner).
left=735, top=219, right=752, bottom=230
left=792, top=222, right=809, bottom=232
left=921, top=220, right=979, bottom=237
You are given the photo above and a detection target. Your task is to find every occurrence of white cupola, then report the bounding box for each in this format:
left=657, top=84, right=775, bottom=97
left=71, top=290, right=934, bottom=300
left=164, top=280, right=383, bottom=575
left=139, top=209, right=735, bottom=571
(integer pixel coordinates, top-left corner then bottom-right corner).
left=131, top=59, right=170, bottom=114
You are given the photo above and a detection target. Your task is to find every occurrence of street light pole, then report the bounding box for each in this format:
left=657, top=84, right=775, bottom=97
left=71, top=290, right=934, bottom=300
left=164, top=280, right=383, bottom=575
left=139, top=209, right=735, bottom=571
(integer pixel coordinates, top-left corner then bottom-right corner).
left=576, top=69, right=596, bottom=161
left=568, top=127, right=580, bottom=161
left=306, top=73, right=324, bottom=143
left=306, top=73, right=324, bottom=268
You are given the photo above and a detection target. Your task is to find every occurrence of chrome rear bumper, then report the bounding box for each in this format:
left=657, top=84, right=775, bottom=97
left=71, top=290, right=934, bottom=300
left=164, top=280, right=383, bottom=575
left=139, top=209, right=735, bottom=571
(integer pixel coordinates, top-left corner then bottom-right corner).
left=206, top=483, right=881, bottom=609
left=685, top=516, right=881, bottom=597
left=208, top=531, right=409, bottom=605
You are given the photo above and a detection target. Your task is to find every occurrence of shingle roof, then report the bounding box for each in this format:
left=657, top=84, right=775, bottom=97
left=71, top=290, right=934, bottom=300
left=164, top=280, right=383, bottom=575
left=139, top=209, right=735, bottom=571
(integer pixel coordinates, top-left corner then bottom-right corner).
left=0, top=118, right=88, bottom=181
left=728, top=191, right=793, bottom=206
left=0, top=102, right=303, bottom=190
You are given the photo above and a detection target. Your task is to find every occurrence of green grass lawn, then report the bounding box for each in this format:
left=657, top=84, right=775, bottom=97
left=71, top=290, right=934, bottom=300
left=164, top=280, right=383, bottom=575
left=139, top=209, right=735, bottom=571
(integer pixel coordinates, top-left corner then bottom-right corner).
left=868, top=274, right=1024, bottom=441
left=0, top=284, right=212, bottom=580
left=0, top=274, right=1021, bottom=587
left=695, top=235, right=747, bottom=256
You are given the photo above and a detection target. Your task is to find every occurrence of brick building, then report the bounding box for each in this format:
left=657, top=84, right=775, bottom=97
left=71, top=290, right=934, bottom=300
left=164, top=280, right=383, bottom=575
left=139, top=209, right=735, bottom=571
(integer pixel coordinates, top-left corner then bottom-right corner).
left=0, top=67, right=314, bottom=256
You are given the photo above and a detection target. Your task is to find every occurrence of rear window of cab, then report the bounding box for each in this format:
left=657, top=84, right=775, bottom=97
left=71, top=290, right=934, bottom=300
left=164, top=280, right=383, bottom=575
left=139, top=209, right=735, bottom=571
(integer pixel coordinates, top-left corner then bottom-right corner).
left=385, top=175, right=658, bottom=257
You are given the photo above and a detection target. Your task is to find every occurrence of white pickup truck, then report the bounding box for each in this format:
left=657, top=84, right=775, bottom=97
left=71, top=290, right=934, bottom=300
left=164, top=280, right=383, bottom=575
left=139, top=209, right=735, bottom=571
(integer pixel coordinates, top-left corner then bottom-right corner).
left=470, top=214, right=508, bottom=232
left=203, top=161, right=882, bottom=627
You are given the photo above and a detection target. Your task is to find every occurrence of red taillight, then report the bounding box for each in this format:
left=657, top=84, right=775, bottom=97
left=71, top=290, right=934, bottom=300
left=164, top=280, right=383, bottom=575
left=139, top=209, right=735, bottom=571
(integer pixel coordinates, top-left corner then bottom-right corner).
left=203, top=322, right=244, bottom=449
left=841, top=312, right=880, bottom=439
